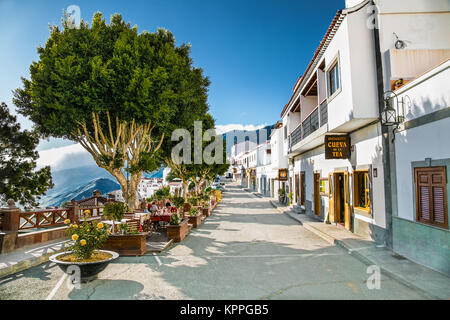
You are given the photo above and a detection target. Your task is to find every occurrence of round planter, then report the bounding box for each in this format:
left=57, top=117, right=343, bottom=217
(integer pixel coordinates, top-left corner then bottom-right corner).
left=49, top=250, right=119, bottom=283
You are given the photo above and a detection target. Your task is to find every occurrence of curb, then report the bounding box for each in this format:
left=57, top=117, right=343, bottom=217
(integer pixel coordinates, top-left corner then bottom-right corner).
left=0, top=246, right=67, bottom=279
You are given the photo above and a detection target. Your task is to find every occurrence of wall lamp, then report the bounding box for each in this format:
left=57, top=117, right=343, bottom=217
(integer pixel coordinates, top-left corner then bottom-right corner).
left=381, top=90, right=411, bottom=141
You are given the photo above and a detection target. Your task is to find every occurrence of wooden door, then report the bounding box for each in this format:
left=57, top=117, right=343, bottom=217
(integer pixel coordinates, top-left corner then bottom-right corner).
left=314, top=173, right=321, bottom=216
left=328, top=173, right=335, bottom=222
left=295, top=174, right=299, bottom=203
left=300, top=172, right=306, bottom=206
left=344, top=172, right=351, bottom=230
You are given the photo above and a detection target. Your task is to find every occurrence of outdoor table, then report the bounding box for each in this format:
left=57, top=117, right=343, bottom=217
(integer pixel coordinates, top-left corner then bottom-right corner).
left=134, top=212, right=151, bottom=224
left=150, top=214, right=173, bottom=222
left=102, top=219, right=132, bottom=232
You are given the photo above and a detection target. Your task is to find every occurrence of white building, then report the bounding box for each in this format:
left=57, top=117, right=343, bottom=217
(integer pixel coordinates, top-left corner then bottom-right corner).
left=107, top=177, right=164, bottom=202
left=391, top=60, right=450, bottom=275
left=254, top=142, right=272, bottom=196
left=279, top=0, right=450, bottom=246
left=230, top=140, right=257, bottom=184
left=268, top=121, right=289, bottom=198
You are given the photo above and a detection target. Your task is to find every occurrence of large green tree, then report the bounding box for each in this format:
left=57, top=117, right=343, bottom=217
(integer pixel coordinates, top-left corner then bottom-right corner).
left=166, top=113, right=229, bottom=199
left=0, top=103, right=53, bottom=207
left=13, top=13, right=211, bottom=209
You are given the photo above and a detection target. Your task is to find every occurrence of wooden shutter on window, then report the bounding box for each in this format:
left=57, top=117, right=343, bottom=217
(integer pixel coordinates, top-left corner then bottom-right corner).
left=415, top=166, right=448, bottom=229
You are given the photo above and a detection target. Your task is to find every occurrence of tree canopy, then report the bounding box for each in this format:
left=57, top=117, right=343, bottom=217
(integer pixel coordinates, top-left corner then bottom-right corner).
left=0, top=102, right=53, bottom=207
left=14, top=12, right=211, bottom=165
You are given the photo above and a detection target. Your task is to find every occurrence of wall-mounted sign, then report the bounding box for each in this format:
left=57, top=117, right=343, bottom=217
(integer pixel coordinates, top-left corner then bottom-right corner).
left=325, top=135, right=351, bottom=159
left=278, top=168, right=288, bottom=181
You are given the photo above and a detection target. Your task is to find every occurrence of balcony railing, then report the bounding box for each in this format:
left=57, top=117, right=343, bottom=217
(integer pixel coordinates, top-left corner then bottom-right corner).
left=320, top=100, right=328, bottom=127
left=289, top=100, right=328, bottom=149
left=19, top=208, right=69, bottom=230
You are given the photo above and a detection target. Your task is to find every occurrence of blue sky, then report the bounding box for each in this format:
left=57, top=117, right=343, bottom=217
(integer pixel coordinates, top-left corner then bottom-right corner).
left=0, top=0, right=342, bottom=152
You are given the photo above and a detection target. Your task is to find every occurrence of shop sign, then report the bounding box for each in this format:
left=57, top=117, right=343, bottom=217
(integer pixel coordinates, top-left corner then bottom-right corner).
left=278, top=168, right=288, bottom=181
left=325, top=135, right=351, bottom=159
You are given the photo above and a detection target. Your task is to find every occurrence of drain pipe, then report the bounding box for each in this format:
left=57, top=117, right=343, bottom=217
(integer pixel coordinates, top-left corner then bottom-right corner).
left=371, top=0, right=393, bottom=248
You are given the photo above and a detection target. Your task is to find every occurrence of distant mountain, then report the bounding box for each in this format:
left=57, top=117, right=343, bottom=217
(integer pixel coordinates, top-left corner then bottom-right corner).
left=38, top=164, right=163, bottom=207
left=39, top=178, right=120, bottom=207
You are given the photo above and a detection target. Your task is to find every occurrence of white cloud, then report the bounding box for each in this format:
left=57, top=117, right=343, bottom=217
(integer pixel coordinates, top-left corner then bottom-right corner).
left=215, top=124, right=267, bottom=135
left=37, top=143, right=95, bottom=171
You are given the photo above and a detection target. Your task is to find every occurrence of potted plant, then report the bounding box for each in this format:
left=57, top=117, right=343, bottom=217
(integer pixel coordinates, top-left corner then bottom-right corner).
left=187, top=207, right=202, bottom=228
left=202, top=201, right=211, bottom=217
left=102, top=202, right=126, bottom=232
left=393, top=78, right=404, bottom=90
left=288, top=192, right=293, bottom=205
left=101, top=202, right=149, bottom=256
left=172, top=196, right=185, bottom=215
left=166, top=211, right=189, bottom=242
left=278, top=188, right=286, bottom=204
left=49, top=219, right=118, bottom=282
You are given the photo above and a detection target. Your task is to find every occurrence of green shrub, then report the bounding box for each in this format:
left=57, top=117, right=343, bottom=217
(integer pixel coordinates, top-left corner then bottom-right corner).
left=103, top=202, right=126, bottom=222
left=187, top=196, right=199, bottom=206
left=65, top=220, right=109, bottom=260
left=172, top=196, right=185, bottom=209
left=169, top=212, right=182, bottom=225
left=188, top=207, right=199, bottom=217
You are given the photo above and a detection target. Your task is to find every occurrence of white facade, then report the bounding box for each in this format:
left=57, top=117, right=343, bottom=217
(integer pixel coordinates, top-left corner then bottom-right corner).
left=391, top=60, right=450, bottom=275
left=254, top=142, right=272, bottom=195
left=108, top=177, right=164, bottom=203
left=278, top=0, right=450, bottom=244
left=267, top=122, right=289, bottom=198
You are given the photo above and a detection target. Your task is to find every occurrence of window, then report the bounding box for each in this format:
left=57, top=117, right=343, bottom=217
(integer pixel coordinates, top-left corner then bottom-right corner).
left=414, top=166, right=448, bottom=229
left=354, top=171, right=370, bottom=211
left=319, top=178, right=329, bottom=195
left=284, top=126, right=287, bottom=140
left=328, top=61, right=340, bottom=97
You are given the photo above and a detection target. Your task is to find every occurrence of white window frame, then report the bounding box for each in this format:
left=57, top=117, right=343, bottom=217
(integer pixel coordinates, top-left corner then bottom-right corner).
left=326, top=53, right=342, bottom=102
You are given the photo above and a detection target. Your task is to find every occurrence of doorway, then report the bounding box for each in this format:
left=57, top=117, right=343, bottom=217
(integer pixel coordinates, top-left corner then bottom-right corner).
left=314, top=173, right=321, bottom=216
left=300, top=172, right=306, bottom=206
left=328, top=171, right=351, bottom=230
left=295, top=174, right=299, bottom=203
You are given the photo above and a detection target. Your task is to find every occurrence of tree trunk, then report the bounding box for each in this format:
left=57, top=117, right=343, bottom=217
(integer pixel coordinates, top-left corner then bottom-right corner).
left=110, top=168, right=140, bottom=211
left=182, top=181, right=189, bottom=201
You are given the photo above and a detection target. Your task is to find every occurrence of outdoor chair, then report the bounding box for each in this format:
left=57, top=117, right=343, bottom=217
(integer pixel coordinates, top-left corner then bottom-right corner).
left=126, top=218, right=141, bottom=233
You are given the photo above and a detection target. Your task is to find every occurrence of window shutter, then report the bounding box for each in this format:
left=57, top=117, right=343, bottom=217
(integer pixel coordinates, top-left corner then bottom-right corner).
left=415, top=166, right=448, bottom=229
left=419, top=185, right=430, bottom=221
left=433, top=186, right=445, bottom=223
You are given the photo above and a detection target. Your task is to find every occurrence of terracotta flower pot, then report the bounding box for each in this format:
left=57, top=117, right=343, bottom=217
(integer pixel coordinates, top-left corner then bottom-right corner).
left=167, top=219, right=189, bottom=242
left=49, top=250, right=119, bottom=283
left=188, top=214, right=202, bottom=228
left=101, top=232, right=149, bottom=256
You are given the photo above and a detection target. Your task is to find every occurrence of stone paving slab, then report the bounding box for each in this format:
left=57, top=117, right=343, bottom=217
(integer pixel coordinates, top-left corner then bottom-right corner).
left=145, top=231, right=173, bottom=253
left=0, top=238, right=69, bottom=279
left=267, top=197, right=450, bottom=300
